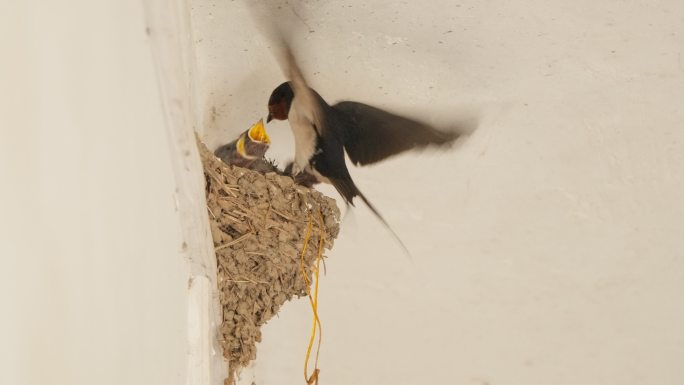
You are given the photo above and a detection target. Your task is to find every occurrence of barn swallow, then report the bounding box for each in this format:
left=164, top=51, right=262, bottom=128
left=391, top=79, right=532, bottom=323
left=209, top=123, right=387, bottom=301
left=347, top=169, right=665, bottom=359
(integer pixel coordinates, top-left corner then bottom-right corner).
left=215, top=118, right=274, bottom=171
left=266, top=45, right=468, bottom=253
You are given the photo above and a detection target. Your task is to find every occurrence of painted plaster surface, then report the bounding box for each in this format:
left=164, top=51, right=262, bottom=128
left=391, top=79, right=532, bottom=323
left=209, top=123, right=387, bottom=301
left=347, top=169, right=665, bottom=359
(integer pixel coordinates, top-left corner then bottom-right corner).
left=191, top=1, right=684, bottom=384
left=2, top=1, right=198, bottom=384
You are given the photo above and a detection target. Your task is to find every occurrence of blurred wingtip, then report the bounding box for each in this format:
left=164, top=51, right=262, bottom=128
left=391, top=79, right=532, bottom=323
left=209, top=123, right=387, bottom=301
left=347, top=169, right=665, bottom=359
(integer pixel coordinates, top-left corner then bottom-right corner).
left=242, top=0, right=311, bottom=85
left=449, top=112, right=480, bottom=135
left=432, top=114, right=478, bottom=150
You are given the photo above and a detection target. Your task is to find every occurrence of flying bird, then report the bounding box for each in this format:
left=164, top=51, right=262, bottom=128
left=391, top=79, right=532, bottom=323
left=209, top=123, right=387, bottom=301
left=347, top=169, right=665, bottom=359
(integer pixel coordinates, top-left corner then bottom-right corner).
left=265, top=44, right=470, bottom=252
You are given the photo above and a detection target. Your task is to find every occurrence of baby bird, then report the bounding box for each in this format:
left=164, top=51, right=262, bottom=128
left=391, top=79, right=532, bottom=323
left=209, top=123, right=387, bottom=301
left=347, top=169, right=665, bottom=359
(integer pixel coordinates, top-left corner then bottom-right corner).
left=215, top=118, right=273, bottom=172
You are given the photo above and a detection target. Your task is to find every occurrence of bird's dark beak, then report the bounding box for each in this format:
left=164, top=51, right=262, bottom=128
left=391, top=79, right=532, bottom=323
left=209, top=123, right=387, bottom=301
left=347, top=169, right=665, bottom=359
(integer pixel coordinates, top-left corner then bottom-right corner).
left=266, top=113, right=273, bottom=123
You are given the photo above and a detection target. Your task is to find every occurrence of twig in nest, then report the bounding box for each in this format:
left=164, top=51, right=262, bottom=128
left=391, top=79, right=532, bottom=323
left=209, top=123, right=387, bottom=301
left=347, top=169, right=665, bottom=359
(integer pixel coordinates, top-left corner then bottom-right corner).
left=222, top=213, right=241, bottom=223
left=232, top=209, right=251, bottom=218
left=245, top=251, right=268, bottom=257
left=224, top=277, right=269, bottom=285
left=224, top=271, right=269, bottom=285
left=206, top=169, right=236, bottom=195
left=263, top=204, right=272, bottom=228
left=207, top=206, right=217, bottom=219
left=275, top=225, right=298, bottom=238
left=215, top=232, right=253, bottom=251
left=270, top=208, right=304, bottom=222
left=217, top=196, right=241, bottom=205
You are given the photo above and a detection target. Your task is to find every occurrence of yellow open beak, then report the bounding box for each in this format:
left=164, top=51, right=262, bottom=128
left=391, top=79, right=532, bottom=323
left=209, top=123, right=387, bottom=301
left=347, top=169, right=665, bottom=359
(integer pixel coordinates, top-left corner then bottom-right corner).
left=247, top=118, right=270, bottom=144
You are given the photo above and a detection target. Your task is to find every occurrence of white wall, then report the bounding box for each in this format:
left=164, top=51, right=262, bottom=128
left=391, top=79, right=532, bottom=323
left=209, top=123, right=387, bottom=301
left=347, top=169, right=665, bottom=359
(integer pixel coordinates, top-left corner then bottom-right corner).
left=1, top=1, right=223, bottom=385
left=191, top=1, right=684, bottom=384
left=3, top=1, right=682, bottom=384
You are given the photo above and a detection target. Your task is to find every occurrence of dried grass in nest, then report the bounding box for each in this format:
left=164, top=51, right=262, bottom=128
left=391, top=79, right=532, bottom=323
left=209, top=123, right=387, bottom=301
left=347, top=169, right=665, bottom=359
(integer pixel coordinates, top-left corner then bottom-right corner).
left=197, top=139, right=340, bottom=385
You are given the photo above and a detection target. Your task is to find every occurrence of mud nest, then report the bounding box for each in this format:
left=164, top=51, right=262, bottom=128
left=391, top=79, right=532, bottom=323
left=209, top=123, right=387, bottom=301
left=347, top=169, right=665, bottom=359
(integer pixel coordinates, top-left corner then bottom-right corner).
left=198, top=140, right=340, bottom=383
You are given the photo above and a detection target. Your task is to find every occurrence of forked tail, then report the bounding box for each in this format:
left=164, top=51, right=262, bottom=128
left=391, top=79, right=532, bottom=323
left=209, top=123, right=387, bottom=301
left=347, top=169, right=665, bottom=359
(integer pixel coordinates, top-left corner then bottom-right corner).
left=356, top=191, right=413, bottom=259
left=332, top=176, right=412, bottom=259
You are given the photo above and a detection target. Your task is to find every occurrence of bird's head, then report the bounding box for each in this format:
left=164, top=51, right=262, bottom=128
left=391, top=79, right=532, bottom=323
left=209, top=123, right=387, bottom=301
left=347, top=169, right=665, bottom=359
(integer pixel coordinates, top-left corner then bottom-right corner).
left=266, top=81, right=294, bottom=123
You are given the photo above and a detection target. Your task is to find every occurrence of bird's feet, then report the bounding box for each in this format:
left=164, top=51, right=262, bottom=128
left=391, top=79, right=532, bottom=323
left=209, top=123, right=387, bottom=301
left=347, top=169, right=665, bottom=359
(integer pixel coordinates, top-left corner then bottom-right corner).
left=284, top=161, right=319, bottom=188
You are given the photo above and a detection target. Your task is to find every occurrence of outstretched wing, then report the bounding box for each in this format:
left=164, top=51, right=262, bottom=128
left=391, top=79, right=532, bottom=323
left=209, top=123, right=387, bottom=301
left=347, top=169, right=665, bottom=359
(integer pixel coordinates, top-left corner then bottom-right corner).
left=274, top=40, right=328, bottom=133
left=332, top=101, right=463, bottom=166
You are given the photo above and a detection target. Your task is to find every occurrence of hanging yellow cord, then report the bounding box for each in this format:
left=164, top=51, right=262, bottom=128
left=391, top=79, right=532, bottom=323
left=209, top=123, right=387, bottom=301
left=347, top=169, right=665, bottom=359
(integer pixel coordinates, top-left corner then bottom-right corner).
left=299, top=212, right=326, bottom=385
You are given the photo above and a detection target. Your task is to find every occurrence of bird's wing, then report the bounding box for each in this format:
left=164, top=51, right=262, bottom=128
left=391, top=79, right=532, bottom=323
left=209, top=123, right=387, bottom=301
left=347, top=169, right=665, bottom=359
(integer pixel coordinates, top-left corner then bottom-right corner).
left=332, top=101, right=463, bottom=166
left=277, top=41, right=326, bottom=132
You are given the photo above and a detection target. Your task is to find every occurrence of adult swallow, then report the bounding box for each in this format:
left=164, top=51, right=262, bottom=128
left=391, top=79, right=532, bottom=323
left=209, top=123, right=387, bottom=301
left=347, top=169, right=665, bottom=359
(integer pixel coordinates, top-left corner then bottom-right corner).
left=265, top=46, right=468, bottom=252
left=215, top=118, right=274, bottom=171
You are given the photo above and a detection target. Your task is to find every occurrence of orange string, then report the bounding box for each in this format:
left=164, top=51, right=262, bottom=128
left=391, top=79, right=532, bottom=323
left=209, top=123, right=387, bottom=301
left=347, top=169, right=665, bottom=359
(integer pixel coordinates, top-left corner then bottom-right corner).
left=299, top=213, right=326, bottom=385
